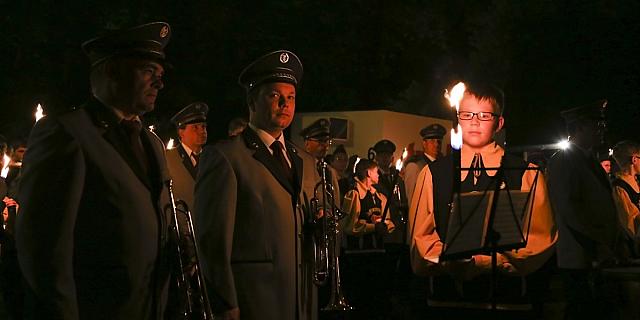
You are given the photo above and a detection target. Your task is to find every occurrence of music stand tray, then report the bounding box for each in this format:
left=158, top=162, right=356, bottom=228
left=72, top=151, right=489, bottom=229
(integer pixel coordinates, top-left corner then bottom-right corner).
left=440, top=167, right=540, bottom=261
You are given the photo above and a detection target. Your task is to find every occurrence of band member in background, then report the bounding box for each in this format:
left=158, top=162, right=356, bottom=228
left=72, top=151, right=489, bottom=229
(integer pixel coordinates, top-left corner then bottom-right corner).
left=370, top=139, right=397, bottom=198
left=410, top=82, right=556, bottom=303
left=370, top=140, right=408, bottom=256
left=547, top=100, right=623, bottom=319
left=330, top=145, right=349, bottom=178
left=2, top=148, right=22, bottom=319
left=300, top=118, right=341, bottom=206
left=4, top=139, right=27, bottom=196
left=167, top=102, right=208, bottom=209
left=403, top=124, right=445, bottom=220
left=16, top=22, right=173, bottom=319
left=166, top=102, right=208, bottom=316
left=341, top=158, right=395, bottom=318
left=227, top=116, right=248, bottom=138
left=611, top=140, right=640, bottom=255
left=194, top=50, right=318, bottom=320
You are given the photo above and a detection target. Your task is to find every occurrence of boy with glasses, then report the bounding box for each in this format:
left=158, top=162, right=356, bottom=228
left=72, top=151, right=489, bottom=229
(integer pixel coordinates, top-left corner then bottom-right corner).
left=409, top=82, right=556, bottom=306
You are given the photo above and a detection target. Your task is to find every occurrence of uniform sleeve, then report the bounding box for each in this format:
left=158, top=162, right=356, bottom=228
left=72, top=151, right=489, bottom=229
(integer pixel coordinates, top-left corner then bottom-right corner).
left=409, top=165, right=444, bottom=275
left=403, top=162, right=420, bottom=205
left=501, top=164, right=557, bottom=275
left=613, top=185, right=640, bottom=236
left=193, top=146, right=239, bottom=313
left=16, top=117, right=83, bottom=319
left=547, top=152, right=614, bottom=246
left=341, top=190, right=375, bottom=235
left=375, top=192, right=395, bottom=233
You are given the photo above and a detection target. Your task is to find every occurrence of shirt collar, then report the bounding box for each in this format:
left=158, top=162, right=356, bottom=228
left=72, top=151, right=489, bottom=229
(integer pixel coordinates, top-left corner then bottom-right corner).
left=181, top=142, right=195, bottom=156
left=248, top=123, right=286, bottom=150
left=425, top=153, right=437, bottom=162
left=460, top=142, right=504, bottom=181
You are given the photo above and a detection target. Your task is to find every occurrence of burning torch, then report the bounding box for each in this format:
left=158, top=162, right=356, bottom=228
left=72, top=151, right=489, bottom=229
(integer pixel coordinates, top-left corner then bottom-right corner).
left=444, top=82, right=465, bottom=214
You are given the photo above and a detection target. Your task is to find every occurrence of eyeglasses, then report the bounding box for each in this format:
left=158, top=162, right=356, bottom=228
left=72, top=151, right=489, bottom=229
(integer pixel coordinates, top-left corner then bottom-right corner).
left=457, top=111, right=498, bottom=121
left=308, top=138, right=332, bottom=145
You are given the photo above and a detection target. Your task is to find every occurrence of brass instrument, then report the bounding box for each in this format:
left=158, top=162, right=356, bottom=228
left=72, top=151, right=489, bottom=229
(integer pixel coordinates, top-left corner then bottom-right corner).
left=308, top=160, right=352, bottom=311
left=165, top=180, right=214, bottom=320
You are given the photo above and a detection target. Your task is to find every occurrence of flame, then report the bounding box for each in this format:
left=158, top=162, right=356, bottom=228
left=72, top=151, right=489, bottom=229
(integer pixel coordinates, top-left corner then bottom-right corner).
left=1, top=154, right=10, bottom=178
left=444, top=82, right=466, bottom=112
left=166, top=138, right=175, bottom=150
left=395, top=159, right=403, bottom=171
left=395, top=147, right=408, bottom=171
left=34, top=104, right=45, bottom=122
left=451, top=125, right=463, bottom=150
left=444, top=82, right=466, bottom=150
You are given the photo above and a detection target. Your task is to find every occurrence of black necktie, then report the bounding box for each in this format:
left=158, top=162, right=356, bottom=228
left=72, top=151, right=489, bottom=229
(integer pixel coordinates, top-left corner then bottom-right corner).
left=121, top=119, right=148, bottom=174
left=270, top=140, right=292, bottom=181
left=471, top=153, right=483, bottom=183
left=192, top=152, right=200, bottom=167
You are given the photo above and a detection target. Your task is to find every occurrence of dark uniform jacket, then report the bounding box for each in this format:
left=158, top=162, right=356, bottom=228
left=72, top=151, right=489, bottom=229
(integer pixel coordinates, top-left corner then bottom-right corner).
left=547, top=146, right=620, bottom=269
left=194, top=127, right=318, bottom=320
left=16, top=99, right=172, bottom=319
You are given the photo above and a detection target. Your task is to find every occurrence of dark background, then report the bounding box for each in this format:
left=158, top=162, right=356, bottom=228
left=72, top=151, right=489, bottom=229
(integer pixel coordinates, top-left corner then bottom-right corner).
left=1, top=0, right=639, bottom=147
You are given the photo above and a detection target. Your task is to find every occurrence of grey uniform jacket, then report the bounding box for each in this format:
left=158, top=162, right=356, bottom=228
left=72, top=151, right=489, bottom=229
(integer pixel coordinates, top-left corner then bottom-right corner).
left=16, top=100, right=172, bottom=319
left=166, top=144, right=197, bottom=209
left=547, top=146, right=620, bottom=269
left=194, top=127, right=318, bottom=320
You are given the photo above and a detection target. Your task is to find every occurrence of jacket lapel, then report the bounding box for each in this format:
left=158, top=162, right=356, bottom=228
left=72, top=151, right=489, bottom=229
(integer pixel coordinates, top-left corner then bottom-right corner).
left=176, top=144, right=198, bottom=179
left=586, top=151, right=612, bottom=190
left=142, top=129, right=170, bottom=198
left=85, top=100, right=153, bottom=190
left=243, top=128, right=295, bottom=195
left=287, top=142, right=303, bottom=197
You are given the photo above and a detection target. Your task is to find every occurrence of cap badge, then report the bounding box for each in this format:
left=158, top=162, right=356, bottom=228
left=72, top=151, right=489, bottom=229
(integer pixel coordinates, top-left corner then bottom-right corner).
left=279, top=52, right=289, bottom=64
left=160, top=26, right=169, bottom=38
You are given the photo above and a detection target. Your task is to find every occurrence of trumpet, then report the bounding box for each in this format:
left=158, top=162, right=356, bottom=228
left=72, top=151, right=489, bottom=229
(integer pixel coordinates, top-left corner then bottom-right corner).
left=308, top=160, right=352, bottom=312
left=165, top=180, right=214, bottom=320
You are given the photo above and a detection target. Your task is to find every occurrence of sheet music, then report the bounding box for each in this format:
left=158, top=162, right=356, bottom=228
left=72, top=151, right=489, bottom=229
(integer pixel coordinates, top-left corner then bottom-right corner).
left=441, top=187, right=534, bottom=260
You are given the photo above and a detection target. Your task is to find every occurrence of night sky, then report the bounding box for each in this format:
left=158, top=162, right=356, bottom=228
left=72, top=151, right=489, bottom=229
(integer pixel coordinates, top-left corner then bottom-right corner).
left=1, top=1, right=639, bottom=148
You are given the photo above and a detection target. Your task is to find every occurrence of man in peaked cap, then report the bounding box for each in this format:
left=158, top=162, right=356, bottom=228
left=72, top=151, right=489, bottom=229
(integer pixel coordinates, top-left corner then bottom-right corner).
left=195, top=50, right=320, bottom=320
left=301, top=118, right=331, bottom=160
left=16, top=22, right=174, bottom=319
left=299, top=117, right=342, bottom=207
left=167, top=101, right=208, bottom=220
left=547, top=99, right=622, bottom=319
left=403, top=123, right=446, bottom=205
left=166, top=102, right=208, bottom=317
left=168, top=102, right=209, bottom=196
left=369, top=139, right=408, bottom=263
left=369, top=139, right=398, bottom=197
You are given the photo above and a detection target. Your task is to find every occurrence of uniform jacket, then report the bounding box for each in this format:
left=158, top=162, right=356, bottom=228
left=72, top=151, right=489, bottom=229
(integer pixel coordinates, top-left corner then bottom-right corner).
left=410, top=143, right=557, bottom=278
left=547, top=145, right=619, bottom=269
left=342, top=179, right=395, bottom=237
left=194, top=127, right=318, bottom=320
left=16, top=99, right=172, bottom=319
left=403, top=153, right=434, bottom=242
left=166, top=144, right=197, bottom=209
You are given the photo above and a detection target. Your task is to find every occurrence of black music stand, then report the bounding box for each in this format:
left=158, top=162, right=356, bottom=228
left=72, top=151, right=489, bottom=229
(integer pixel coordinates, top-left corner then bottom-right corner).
left=440, top=164, right=541, bottom=310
